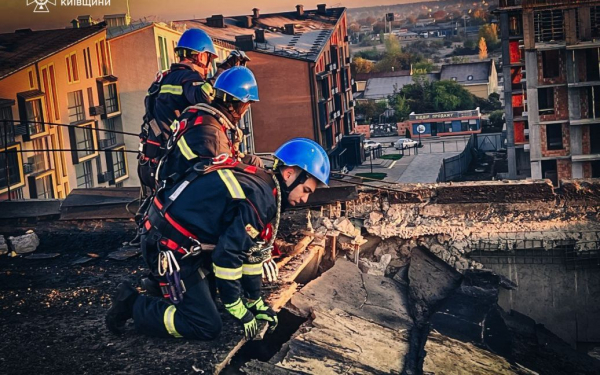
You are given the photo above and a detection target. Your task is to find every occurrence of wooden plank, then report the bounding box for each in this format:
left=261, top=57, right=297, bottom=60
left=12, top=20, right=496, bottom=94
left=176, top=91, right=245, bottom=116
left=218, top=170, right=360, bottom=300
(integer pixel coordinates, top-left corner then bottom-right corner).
left=0, top=200, right=61, bottom=219
left=276, top=235, right=314, bottom=270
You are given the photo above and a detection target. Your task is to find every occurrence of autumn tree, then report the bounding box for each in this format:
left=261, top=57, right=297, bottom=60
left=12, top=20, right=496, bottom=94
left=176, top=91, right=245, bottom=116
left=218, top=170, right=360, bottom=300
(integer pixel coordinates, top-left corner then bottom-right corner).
left=351, top=57, right=374, bottom=74
left=478, top=24, right=499, bottom=48
left=479, top=37, right=488, bottom=60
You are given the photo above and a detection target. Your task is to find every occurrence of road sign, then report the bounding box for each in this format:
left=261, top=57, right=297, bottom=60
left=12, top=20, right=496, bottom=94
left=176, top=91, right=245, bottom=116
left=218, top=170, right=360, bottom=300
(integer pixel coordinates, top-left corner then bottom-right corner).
left=417, top=124, right=426, bottom=134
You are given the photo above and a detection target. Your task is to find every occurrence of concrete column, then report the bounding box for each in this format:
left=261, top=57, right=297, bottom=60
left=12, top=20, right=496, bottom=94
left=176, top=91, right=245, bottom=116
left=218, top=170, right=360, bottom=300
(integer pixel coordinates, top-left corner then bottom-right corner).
left=565, top=9, right=578, bottom=46
left=522, top=10, right=535, bottom=50
left=567, top=50, right=583, bottom=178
left=501, top=12, right=517, bottom=179
left=525, top=50, right=541, bottom=164
left=579, top=7, right=592, bottom=41
left=531, top=160, right=542, bottom=179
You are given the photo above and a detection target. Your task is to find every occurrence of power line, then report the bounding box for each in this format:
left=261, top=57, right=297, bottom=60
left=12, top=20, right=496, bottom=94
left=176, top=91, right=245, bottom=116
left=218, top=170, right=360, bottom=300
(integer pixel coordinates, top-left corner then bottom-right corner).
left=1, top=119, right=140, bottom=137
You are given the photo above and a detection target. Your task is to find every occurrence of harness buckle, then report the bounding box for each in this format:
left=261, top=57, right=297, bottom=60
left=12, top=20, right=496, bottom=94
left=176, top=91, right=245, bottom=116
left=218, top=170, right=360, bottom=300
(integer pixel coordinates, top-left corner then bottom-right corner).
left=212, top=153, right=230, bottom=165
left=181, top=237, right=204, bottom=259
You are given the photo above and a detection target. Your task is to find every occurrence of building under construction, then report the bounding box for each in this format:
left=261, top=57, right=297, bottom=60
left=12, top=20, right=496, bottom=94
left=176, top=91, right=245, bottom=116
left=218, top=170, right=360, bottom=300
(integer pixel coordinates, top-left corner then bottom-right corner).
left=498, top=0, right=600, bottom=183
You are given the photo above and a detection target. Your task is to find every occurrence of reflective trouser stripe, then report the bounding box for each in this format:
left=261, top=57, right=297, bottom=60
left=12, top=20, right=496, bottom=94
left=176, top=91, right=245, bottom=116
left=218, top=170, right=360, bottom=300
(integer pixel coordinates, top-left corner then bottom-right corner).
left=242, top=263, right=263, bottom=276
left=213, top=264, right=243, bottom=280
left=217, top=169, right=246, bottom=199
left=177, top=135, right=197, bottom=160
left=160, top=85, right=183, bottom=95
left=163, top=305, right=182, bottom=338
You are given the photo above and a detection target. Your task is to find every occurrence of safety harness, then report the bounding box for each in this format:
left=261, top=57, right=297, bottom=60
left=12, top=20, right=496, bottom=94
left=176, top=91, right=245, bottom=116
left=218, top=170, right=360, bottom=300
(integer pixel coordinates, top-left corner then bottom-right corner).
left=142, top=155, right=281, bottom=303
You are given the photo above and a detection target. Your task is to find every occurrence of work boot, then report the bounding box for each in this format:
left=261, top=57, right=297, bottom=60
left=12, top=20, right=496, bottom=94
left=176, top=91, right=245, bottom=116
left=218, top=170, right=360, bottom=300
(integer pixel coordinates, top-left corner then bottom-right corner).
left=106, top=282, right=139, bottom=334
left=140, top=276, right=162, bottom=298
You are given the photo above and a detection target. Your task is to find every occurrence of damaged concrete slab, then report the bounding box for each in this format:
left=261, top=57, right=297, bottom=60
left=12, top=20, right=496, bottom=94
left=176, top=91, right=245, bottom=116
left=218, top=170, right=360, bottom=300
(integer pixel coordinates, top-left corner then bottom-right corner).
left=290, top=258, right=413, bottom=331
left=277, top=308, right=409, bottom=375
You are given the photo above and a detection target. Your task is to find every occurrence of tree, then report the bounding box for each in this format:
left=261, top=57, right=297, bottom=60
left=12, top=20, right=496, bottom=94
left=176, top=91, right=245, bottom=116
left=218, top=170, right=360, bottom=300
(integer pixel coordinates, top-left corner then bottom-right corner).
left=352, top=57, right=374, bottom=74
left=488, top=110, right=505, bottom=130
left=394, top=78, right=476, bottom=114
left=412, top=61, right=434, bottom=74
left=384, top=35, right=401, bottom=55
left=373, top=21, right=386, bottom=34
left=388, top=93, right=411, bottom=122
left=451, top=56, right=469, bottom=63
left=405, top=128, right=411, bottom=139
left=348, top=23, right=360, bottom=33
left=432, top=10, right=447, bottom=20
left=479, top=37, right=488, bottom=60
left=478, top=24, right=499, bottom=48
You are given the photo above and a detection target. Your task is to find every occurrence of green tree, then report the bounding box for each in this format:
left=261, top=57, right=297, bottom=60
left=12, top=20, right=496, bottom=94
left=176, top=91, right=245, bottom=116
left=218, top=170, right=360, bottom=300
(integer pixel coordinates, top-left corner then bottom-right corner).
left=488, top=110, right=505, bottom=129
left=384, top=35, right=401, bottom=55
left=412, top=61, right=434, bottom=74
left=388, top=93, right=412, bottom=122
left=395, top=78, right=476, bottom=114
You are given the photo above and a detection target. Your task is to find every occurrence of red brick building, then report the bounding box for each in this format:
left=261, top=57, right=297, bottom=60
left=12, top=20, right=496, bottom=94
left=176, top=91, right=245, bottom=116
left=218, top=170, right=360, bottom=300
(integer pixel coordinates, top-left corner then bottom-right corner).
left=174, top=4, right=356, bottom=168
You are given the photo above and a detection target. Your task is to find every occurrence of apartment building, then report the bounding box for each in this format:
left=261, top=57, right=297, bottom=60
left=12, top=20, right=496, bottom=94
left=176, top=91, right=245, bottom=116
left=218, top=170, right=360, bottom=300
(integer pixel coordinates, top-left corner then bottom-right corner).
left=498, top=0, right=600, bottom=183
left=174, top=4, right=356, bottom=169
left=0, top=23, right=129, bottom=200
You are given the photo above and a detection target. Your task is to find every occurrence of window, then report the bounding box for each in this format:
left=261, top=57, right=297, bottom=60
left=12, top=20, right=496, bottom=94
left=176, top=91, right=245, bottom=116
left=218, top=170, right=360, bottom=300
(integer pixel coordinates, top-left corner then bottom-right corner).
left=103, top=83, right=119, bottom=113
left=546, top=123, right=563, bottom=150
left=66, top=52, right=79, bottom=83
left=461, top=120, right=469, bottom=131
left=508, top=13, right=523, bottom=37
left=158, top=36, right=169, bottom=71
left=27, top=69, right=35, bottom=89
left=96, top=39, right=109, bottom=76
left=48, top=65, right=60, bottom=120
left=0, top=145, right=22, bottom=190
left=75, top=124, right=95, bottom=160
left=444, top=121, right=452, bottom=133
left=35, top=174, right=54, bottom=199
left=67, top=90, right=85, bottom=123
left=26, top=98, right=45, bottom=135
left=0, top=106, right=15, bottom=148
left=542, top=50, right=560, bottom=78
left=467, top=75, right=474, bottom=81
left=83, top=47, right=93, bottom=79
left=32, top=137, right=51, bottom=173
left=76, top=160, right=94, bottom=188
left=469, top=119, right=478, bottom=131
left=87, top=87, right=94, bottom=108
left=538, top=87, right=554, bottom=115
left=101, top=117, right=117, bottom=147
left=40, top=65, right=58, bottom=122
left=112, top=147, right=127, bottom=180
left=318, top=77, right=330, bottom=101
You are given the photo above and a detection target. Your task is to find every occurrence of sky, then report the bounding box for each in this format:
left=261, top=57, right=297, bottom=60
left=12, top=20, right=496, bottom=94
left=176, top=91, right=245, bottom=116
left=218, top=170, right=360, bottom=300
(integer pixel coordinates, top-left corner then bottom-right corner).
left=0, top=0, right=424, bottom=33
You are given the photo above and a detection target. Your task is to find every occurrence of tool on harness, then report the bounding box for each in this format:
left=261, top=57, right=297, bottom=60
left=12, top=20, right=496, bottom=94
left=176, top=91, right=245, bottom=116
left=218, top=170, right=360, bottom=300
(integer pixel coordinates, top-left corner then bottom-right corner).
left=158, top=250, right=186, bottom=304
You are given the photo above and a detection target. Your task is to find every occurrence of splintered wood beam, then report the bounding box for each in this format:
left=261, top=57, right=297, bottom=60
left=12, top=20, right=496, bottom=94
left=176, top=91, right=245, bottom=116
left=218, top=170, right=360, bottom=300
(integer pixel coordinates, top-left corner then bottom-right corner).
left=276, top=235, right=314, bottom=270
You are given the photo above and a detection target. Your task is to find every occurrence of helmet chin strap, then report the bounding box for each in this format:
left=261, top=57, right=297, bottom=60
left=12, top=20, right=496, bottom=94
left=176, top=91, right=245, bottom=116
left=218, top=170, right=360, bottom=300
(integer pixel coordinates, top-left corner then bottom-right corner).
left=275, top=168, right=307, bottom=210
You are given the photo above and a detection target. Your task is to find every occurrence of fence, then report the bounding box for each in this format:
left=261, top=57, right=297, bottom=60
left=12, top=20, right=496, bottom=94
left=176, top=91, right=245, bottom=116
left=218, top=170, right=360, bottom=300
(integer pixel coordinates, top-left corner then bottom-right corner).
left=476, top=132, right=503, bottom=152
left=437, top=134, right=476, bottom=182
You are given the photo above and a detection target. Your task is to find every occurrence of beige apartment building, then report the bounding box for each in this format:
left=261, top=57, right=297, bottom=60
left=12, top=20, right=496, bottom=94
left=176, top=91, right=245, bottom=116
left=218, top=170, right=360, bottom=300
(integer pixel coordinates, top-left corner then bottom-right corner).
left=0, top=23, right=130, bottom=200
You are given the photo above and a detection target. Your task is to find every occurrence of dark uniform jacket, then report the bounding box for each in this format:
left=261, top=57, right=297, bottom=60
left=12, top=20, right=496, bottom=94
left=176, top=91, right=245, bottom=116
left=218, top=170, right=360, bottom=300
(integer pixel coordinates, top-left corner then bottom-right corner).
left=147, top=62, right=213, bottom=133
left=158, top=106, right=235, bottom=184
left=146, top=168, right=277, bottom=305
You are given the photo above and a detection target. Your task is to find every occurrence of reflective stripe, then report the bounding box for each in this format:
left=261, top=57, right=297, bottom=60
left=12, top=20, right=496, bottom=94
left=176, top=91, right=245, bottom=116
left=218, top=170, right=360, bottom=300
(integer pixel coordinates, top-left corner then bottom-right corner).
left=213, top=264, right=243, bottom=280
left=160, top=84, right=183, bottom=95
left=242, top=263, right=263, bottom=276
left=163, top=305, right=182, bottom=338
left=217, top=169, right=246, bottom=199
left=177, top=136, right=197, bottom=160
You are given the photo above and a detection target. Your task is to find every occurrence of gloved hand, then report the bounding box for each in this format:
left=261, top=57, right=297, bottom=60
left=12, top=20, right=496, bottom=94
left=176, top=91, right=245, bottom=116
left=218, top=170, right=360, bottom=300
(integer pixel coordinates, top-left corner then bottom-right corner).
left=247, top=297, right=278, bottom=333
left=262, top=257, right=278, bottom=283
left=224, top=50, right=251, bottom=68
left=225, top=298, right=258, bottom=339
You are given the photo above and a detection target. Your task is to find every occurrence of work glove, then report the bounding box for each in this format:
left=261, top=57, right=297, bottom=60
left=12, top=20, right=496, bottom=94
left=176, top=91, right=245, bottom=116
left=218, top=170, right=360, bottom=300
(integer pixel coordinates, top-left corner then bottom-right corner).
left=223, top=50, right=251, bottom=68
left=225, top=298, right=258, bottom=339
left=246, top=297, right=278, bottom=333
left=262, top=257, right=279, bottom=283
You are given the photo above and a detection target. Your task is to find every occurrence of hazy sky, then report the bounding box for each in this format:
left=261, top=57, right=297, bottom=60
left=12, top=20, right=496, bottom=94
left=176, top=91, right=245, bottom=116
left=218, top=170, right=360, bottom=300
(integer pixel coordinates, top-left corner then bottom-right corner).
left=0, top=0, right=423, bottom=33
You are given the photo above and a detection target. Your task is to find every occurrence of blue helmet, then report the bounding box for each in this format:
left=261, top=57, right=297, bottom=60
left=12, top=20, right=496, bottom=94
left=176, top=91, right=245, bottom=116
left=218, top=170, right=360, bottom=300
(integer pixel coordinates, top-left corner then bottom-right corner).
left=274, top=138, right=330, bottom=186
left=214, top=66, right=259, bottom=103
left=176, top=28, right=217, bottom=57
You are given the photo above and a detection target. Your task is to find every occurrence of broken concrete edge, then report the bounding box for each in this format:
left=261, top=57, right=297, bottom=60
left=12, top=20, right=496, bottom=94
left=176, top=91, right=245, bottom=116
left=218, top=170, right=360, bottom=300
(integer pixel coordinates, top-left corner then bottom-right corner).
left=214, top=238, right=322, bottom=374
left=358, top=179, right=600, bottom=204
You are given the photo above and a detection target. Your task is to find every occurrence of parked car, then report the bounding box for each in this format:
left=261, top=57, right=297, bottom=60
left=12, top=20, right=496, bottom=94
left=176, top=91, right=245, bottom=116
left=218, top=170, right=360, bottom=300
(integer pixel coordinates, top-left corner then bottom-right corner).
left=394, top=138, right=418, bottom=150
left=363, top=140, right=382, bottom=150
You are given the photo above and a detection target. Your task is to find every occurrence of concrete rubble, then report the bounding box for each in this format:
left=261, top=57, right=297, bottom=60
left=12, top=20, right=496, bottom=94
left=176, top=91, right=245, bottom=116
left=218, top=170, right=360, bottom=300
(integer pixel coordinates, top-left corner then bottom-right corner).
left=9, top=230, right=40, bottom=255
left=245, top=246, right=600, bottom=375
left=0, top=235, right=8, bottom=256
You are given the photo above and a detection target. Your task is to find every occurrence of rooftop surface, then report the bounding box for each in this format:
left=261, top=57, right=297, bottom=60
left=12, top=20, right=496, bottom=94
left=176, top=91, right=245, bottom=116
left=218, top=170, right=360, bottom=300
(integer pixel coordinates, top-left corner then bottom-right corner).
left=440, top=60, right=493, bottom=85
left=363, top=73, right=440, bottom=99
left=173, top=7, right=345, bottom=62
left=0, top=24, right=106, bottom=80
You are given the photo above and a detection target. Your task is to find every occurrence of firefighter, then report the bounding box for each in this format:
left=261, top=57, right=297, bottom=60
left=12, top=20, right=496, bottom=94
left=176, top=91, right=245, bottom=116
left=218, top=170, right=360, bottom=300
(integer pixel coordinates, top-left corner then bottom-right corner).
left=106, top=138, right=331, bottom=341
left=156, top=66, right=262, bottom=187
